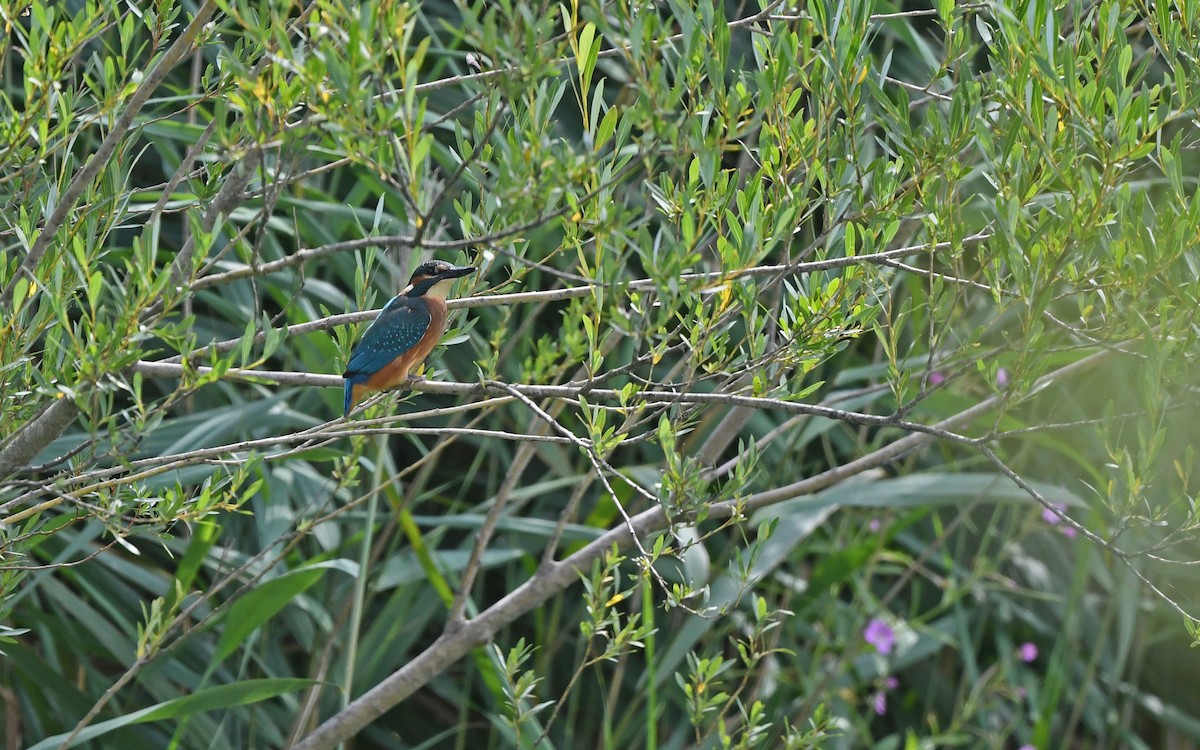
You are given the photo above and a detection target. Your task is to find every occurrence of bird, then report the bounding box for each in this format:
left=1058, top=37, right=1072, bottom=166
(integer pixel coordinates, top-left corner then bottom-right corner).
left=342, top=260, right=476, bottom=417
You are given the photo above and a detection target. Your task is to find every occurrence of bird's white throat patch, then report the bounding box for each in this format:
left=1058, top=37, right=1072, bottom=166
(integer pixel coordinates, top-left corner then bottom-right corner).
left=423, top=277, right=456, bottom=299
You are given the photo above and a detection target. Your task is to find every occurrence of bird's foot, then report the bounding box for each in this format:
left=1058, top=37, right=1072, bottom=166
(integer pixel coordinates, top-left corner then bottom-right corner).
left=391, top=375, right=427, bottom=400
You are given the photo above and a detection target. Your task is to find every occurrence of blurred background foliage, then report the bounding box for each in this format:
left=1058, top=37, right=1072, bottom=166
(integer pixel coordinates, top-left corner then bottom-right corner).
left=2, top=0, right=1200, bottom=747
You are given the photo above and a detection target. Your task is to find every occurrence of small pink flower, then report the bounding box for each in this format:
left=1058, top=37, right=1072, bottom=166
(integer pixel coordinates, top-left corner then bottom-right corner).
left=868, top=518, right=882, bottom=532
left=996, top=367, right=1010, bottom=388
left=864, top=618, right=895, bottom=655
left=928, top=371, right=946, bottom=386
left=1018, top=642, right=1038, bottom=662
left=1018, top=745, right=1036, bottom=750
left=884, top=676, right=899, bottom=690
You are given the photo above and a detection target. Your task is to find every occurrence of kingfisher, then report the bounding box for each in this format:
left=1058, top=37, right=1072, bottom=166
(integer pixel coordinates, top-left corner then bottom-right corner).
left=342, top=260, right=476, bottom=417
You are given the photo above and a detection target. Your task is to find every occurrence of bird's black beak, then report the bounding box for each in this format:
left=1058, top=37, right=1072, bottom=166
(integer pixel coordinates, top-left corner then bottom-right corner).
left=438, top=265, right=476, bottom=280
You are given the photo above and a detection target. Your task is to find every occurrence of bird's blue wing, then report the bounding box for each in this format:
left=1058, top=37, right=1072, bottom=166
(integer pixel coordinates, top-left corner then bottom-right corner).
left=343, top=296, right=432, bottom=380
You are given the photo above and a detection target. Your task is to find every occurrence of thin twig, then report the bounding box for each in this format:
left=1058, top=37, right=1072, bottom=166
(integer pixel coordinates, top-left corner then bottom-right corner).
left=125, top=361, right=980, bottom=445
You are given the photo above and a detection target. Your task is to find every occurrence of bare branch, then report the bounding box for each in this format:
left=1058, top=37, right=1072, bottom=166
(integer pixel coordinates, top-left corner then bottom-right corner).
left=127, top=360, right=982, bottom=445
left=0, top=399, right=81, bottom=482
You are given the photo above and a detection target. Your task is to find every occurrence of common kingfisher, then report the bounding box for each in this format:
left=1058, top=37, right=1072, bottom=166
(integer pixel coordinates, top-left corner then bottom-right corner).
left=342, top=260, right=476, bottom=417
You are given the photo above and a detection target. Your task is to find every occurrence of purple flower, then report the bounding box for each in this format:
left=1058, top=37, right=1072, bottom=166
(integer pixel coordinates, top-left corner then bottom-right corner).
left=1040, top=504, right=1063, bottom=524
left=1041, top=503, right=1078, bottom=538
left=863, top=618, right=895, bottom=655
left=869, top=674, right=898, bottom=716
left=928, top=371, right=946, bottom=386
left=1018, top=746, right=1036, bottom=750
left=996, top=367, right=1010, bottom=388
left=1018, top=642, right=1038, bottom=662
left=868, top=517, right=882, bottom=532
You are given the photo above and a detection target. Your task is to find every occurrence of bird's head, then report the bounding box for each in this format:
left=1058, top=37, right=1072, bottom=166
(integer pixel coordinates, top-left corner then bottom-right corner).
left=402, top=260, right=476, bottom=299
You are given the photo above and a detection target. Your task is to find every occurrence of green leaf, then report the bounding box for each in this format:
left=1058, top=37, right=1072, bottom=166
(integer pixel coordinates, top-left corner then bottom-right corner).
left=212, top=561, right=352, bottom=664
left=595, top=105, right=619, bottom=151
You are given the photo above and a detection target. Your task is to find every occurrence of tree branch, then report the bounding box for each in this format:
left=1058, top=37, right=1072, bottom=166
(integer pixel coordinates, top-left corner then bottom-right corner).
left=0, top=399, right=82, bottom=481
left=127, top=360, right=983, bottom=443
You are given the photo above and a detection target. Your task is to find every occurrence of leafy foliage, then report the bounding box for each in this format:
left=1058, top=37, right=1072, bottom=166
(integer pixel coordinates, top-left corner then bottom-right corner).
left=2, top=0, right=1199, bottom=748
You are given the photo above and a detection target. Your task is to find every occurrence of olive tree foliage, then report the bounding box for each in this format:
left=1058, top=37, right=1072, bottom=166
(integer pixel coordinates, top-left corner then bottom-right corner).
left=1, top=0, right=1199, bottom=748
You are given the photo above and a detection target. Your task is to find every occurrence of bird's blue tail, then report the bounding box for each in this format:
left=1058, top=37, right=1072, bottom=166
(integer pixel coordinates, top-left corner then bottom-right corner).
left=343, top=378, right=357, bottom=418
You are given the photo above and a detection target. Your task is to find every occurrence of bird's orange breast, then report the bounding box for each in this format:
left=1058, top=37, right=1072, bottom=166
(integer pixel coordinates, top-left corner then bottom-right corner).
left=359, top=297, right=448, bottom=396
